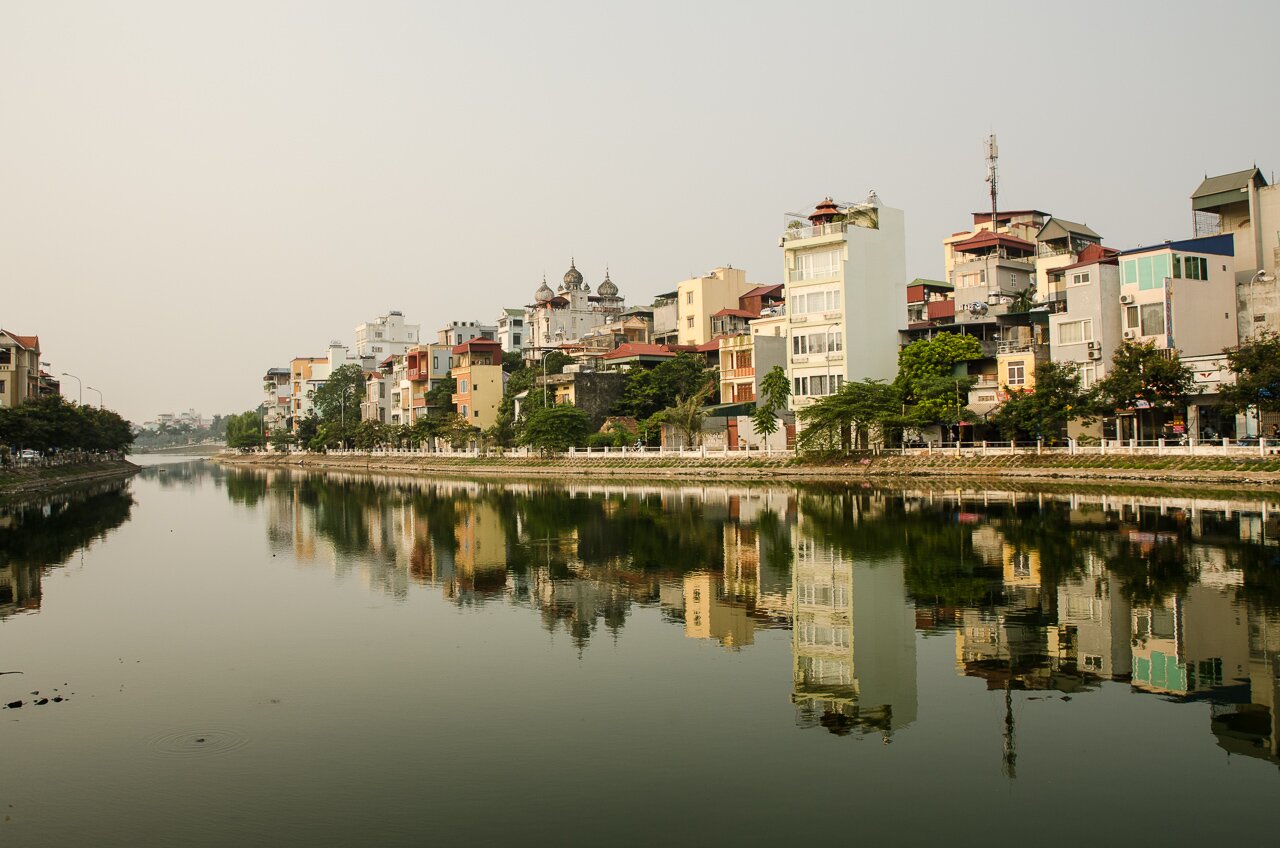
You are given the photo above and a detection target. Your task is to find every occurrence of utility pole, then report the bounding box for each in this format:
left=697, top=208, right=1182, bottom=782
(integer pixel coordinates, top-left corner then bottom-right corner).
left=985, top=134, right=999, bottom=230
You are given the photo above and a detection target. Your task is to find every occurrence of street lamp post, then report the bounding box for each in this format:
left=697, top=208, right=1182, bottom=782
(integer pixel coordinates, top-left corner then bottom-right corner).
left=61, top=372, right=82, bottom=405
left=539, top=348, right=558, bottom=407
left=85, top=386, right=103, bottom=408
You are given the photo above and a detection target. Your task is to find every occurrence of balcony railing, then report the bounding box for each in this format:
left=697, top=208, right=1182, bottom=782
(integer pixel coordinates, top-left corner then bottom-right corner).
left=782, top=222, right=846, bottom=242
left=996, top=340, right=1036, bottom=355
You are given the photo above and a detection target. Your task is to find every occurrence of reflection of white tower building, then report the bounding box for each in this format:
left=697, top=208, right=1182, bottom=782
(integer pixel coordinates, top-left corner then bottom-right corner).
left=525, top=260, right=625, bottom=356
left=791, top=521, right=917, bottom=736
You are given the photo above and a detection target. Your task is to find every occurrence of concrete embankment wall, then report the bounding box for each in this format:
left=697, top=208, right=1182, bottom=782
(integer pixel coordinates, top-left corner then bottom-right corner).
left=0, top=459, right=140, bottom=499
left=214, top=451, right=1280, bottom=488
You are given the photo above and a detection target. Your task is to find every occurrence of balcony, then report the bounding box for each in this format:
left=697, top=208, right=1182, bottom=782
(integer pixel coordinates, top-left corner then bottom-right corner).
left=781, top=221, right=847, bottom=242
left=996, top=340, right=1036, bottom=355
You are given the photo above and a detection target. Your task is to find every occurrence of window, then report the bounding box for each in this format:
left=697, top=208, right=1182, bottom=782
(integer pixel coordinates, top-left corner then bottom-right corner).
left=686, top=316, right=694, bottom=328
left=372, top=346, right=383, bottom=353
left=473, top=409, right=480, bottom=418
left=1140, top=303, right=1166, bottom=336
left=433, top=356, right=439, bottom=371
left=686, top=291, right=693, bottom=304
left=375, top=331, right=383, bottom=338
left=1125, top=306, right=1139, bottom=328
left=512, top=334, right=521, bottom=346
left=792, top=248, right=841, bottom=281
left=1183, top=256, right=1208, bottom=280
left=811, top=375, right=827, bottom=395
left=461, top=405, right=468, bottom=418
left=1172, top=255, right=1182, bottom=278
left=1069, top=271, right=1091, bottom=286
left=1007, top=360, right=1026, bottom=386
left=0, top=379, right=5, bottom=394
left=0, top=349, right=10, bottom=365
left=459, top=379, right=468, bottom=393
left=1057, top=319, right=1093, bottom=345
left=1079, top=362, right=1098, bottom=388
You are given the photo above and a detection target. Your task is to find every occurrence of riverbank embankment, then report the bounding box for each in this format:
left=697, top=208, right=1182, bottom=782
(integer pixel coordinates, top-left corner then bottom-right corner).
left=0, top=458, right=139, bottom=500
left=214, top=450, right=1280, bottom=489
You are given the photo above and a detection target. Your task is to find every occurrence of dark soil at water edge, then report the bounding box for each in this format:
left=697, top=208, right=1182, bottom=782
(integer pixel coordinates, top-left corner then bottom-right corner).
left=212, top=451, right=1280, bottom=492
left=0, top=459, right=139, bottom=500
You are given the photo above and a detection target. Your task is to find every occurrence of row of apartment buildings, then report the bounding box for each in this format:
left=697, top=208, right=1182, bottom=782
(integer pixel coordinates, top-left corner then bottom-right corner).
left=260, top=166, right=1280, bottom=444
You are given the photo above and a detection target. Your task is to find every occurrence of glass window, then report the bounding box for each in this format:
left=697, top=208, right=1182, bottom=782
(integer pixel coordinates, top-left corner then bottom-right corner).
left=686, top=291, right=693, bottom=304
left=1140, top=303, right=1166, bottom=336
left=1007, top=360, right=1026, bottom=386
left=1069, top=272, right=1091, bottom=286
left=794, top=248, right=841, bottom=281
left=1122, top=260, right=1137, bottom=284
left=1172, top=255, right=1182, bottom=278
left=686, top=316, right=694, bottom=328
left=1058, top=320, right=1092, bottom=345
left=811, top=375, right=827, bottom=395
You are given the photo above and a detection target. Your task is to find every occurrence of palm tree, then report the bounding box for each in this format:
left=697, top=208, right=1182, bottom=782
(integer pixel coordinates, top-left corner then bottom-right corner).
left=649, top=381, right=715, bottom=448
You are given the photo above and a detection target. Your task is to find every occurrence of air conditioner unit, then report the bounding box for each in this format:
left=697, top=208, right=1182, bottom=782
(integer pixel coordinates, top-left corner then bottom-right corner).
left=1123, top=328, right=1138, bottom=339
left=1119, top=294, right=1135, bottom=305
left=1087, top=349, right=1103, bottom=360
left=1087, top=340, right=1101, bottom=351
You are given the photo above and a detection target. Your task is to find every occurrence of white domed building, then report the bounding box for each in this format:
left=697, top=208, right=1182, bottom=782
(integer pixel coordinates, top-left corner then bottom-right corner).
left=524, top=259, right=625, bottom=358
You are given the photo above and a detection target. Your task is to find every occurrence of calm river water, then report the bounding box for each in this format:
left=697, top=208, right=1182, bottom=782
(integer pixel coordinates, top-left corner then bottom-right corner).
left=3, top=456, right=1280, bottom=845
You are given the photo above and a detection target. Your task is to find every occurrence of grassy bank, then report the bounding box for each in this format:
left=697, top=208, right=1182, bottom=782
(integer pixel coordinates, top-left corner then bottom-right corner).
left=213, top=450, right=1280, bottom=489
left=0, top=459, right=140, bottom=499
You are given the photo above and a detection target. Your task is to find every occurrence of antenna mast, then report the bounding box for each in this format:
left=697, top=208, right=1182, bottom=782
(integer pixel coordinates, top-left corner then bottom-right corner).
left=985, top=134, right=999, bottom=230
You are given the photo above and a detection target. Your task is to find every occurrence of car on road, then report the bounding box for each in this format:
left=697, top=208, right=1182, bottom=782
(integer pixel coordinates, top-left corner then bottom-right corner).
left=18, top=449, right=40, bottom=461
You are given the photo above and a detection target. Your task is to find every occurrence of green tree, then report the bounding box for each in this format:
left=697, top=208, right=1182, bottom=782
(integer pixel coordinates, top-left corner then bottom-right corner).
left=991, top=360, right=1089, bottom=442
left=353, top=419, right=387, bottom=450
left=648, top=380, right=715, bottom=448
left=225, top=410, right=266, bottom=450
left=1095, top=340, right=1197, bottom=438
left=797, top=379, right=903, bottom=452
left=519, top=405, right=591, bottom=454
left=1219, top=332, right=1280, bottom=417
left=612, top=352, right=712, bottom=420
left=751, top=365, right=791, bottom=440
left=310, top=363, right=365, bottom=447
left=269, top=428, right=297, bottom=452
left=895, top=334, right=983, bottom=426
left=296, top=413, right=319, bottom=448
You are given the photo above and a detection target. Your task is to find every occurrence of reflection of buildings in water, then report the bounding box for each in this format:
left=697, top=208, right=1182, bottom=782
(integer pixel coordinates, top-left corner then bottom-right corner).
left=791, top=531, right=917, bottom=737
left=1055, top=555, right=1131, bottom=682
left=0, top=559, right=41, bottom=619
left=682, top=572, right=754, bottom=648
left=447, top=501, right=508, bottom=600
left=1212, top=608, right=1280, bottom=767
left=1131, top=584, right=1249, bottom=698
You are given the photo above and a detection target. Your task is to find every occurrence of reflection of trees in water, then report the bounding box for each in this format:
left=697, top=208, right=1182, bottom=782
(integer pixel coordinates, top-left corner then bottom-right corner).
left=0, top=482, right=135, bottom=618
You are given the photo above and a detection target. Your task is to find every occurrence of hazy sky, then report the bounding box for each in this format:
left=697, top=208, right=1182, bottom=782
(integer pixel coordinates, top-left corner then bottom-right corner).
left=3, top=0, right=1277, bottom=422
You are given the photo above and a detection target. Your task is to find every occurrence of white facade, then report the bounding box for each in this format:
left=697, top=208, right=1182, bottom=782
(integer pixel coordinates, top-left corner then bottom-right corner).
left=780, top=195, right=907, bottom=412
left=525, top=261, right=624, bottom=355
left=437, top=320, right=496, bottom=348
left=355, top=311, right=420, bottom=358
left=495, top=308, right=525, bottom=353
left=1048, top=259, right=1122, bottom=390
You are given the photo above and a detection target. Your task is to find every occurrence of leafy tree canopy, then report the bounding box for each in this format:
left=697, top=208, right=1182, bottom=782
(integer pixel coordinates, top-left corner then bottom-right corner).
left=1219, top=332, right=1280, bottom=414
left=519, top=405, right=591, bottom=453
left=991, top=360, right=1089, bottom=442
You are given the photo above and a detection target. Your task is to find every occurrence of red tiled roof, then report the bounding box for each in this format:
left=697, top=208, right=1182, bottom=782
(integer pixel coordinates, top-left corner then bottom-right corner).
left=601, top=343, right=677, bottom=360
left=2, top=330, right=39, bottom=350
left=711, top=308, right=758, bottom=319
left=740, top=283, right=783, bottom=300
left=952, top=231, right=1036, bottom=253
left=1052, top=244, right=1121, bottom=273
left=451, top=338, right=503, bottom=355
left=697, top=335, right=729, bottom=352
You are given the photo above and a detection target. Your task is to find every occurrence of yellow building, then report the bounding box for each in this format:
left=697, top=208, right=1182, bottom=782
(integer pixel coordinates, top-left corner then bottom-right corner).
left=0, top=330, right=42, bottom=408
left=676, top=267, right=755, bottom=347
left=450, top=339, right=505, bottom=431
